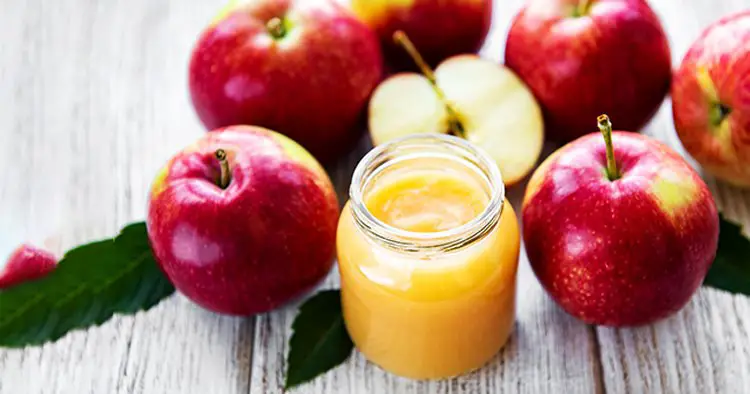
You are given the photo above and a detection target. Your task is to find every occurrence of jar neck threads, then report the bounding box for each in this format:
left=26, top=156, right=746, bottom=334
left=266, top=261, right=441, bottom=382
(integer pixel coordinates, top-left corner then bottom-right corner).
left=349, top=134, right=505, bottom=254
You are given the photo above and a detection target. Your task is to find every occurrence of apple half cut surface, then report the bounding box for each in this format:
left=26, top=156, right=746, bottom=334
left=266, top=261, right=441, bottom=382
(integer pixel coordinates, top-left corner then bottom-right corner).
left=369, top=35, right=544, bottom=186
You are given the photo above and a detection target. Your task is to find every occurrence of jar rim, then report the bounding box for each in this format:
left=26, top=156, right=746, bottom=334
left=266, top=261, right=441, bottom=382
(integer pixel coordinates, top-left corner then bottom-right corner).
left=349, top=134, right=505, bottom=253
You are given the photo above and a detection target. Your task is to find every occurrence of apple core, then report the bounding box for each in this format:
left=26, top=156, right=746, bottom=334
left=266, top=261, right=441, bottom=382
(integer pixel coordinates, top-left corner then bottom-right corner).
left=393, top=31, right=466, bottom=137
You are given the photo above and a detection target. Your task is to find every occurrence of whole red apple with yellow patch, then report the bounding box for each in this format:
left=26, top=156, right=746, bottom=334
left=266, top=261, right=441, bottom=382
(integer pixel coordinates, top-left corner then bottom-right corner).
left=189, top=0, right=383, bottom=163
left=147, top=126, right=339, bottom=316
left=523, top=115, right=719, bottom=326
left=672, top=10, right=750, bottom=187
left=352, top=0, right=492, bottom=70
left=506, top=0, right=671, bottom=142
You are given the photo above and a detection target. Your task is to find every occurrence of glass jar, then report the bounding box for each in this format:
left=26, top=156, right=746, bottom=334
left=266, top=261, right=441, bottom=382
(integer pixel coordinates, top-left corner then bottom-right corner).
left=337, top=134, right=520, bottom=379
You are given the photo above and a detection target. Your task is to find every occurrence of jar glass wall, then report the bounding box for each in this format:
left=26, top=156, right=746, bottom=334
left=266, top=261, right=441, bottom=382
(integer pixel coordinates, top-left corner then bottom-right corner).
left=337, top=134, right=521, bottom=379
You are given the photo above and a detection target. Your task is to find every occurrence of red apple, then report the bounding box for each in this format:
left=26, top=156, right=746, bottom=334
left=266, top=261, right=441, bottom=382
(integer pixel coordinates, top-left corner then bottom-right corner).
left=189, top=0, right=383, bottom=163
left=147, top=126, right=339, bottom=316
left=351, top=0, right=492, bottom=70
left=672, top=10, right=750, bottom=187
left=523, top=115, right=719, bottom=326
left=0, top=244, right=57, bottom=289
left=505, top=0, right=672, bottom=142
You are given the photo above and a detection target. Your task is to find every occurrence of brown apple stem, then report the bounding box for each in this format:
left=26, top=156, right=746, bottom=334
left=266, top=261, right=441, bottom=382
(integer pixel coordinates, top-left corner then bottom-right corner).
left=215, top=149, right=231, bottom=189
left=392, top=30, right=465, bottom=138
left=266, top=17, right=286, bottom=39
left=597, top=115, right=620, bottom=181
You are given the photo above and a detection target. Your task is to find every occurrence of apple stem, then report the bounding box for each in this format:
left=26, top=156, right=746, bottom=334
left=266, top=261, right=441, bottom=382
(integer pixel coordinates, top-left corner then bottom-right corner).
left=575, top=0, right=594, bottom=16
left=696, top=66, right=730, bottom=127
left=392, top=30, right=465, bottom=138
left=266, top=17, right=286, bottom=39
left=597, top=115, right=620, bottom=181
left=215, top=149, right=231, bottom=189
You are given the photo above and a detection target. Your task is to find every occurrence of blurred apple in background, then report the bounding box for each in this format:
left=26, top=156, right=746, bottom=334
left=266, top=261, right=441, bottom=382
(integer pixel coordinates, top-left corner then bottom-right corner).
left=505, top=0, right=672, bottom=143
left=352, top=0, right=492, bottom=70
left=189, top=0, right=383, bottom=163
left=0, top=245, right=57, bottom=289
left=672, top=10, right=750, bottom=188
left=147, top=126, right=339, bottom=316
left=368, top=32, right=543, bottom=186
left=523, top=115, right=719, bottom=326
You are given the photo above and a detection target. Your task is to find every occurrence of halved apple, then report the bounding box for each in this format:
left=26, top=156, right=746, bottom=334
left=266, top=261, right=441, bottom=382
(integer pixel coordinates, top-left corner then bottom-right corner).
left=369, top=33, right=544, bottom=186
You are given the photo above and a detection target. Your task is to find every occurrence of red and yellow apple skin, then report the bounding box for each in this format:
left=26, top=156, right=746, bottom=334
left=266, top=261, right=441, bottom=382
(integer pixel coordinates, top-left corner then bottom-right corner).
left=672, top=11, right=750, bottom=188
left=147, top=126, right=339, bottom=316
left=189, top=0, right=383, bottom=163
left=352, top=0, right=492, bottom=70
left=505, top=0, right=671, bottom=143
left=0, top=245, right=57, bottom=289
left=523, top=132, right=719, bottom=326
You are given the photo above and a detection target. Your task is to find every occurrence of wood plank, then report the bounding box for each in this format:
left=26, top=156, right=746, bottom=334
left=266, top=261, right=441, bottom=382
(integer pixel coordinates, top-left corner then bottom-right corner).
left=596, top=1, right=750, bottom=393
left=249, top=1, right=602, bottom=393
left=0, top=1, right=255, bottom=393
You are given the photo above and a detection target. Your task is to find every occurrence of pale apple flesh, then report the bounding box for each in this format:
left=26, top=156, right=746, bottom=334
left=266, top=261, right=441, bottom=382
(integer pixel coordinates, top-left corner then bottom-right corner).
left=368, top=55, right=544, bottom=186
left=368, top=73, right=449, bottom=145
left=672, top=10, right=750, bottom=187
left=523, top=132, right=719, bottom=326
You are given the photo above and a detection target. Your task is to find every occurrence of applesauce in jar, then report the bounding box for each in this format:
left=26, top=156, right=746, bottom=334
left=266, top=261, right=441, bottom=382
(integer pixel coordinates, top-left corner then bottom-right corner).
left=337, top=134, right=520, bottom=379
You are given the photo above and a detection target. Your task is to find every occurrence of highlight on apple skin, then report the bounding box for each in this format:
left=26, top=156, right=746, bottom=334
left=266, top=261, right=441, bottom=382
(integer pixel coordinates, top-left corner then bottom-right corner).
left=352, top=0, right=493, bottom=70
left=672, top=10, right=750, bottom=188
left=505, top=0, right=672, bottom=143
left=522, top=118, right=719, bottom=327
left=146, top=126, right=340, bottom=316
left=189, top=0, right=383, bottom=163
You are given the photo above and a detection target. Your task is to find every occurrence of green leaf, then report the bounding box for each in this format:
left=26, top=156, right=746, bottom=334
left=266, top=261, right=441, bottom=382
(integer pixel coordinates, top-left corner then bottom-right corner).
left=0, top=222, right=175, bottom=347
left=285, top=289, right=353, bottom=390
left=704, top=214, right=750, bottom=295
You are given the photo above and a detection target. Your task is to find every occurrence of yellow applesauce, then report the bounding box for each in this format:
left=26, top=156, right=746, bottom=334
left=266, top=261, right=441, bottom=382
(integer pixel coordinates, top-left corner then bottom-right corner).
left=337, top=135, right=520, bottom=379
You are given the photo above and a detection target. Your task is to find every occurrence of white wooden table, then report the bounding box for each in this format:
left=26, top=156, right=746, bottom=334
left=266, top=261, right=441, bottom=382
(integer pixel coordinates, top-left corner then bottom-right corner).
left=1, top=1, right=749, bottom=393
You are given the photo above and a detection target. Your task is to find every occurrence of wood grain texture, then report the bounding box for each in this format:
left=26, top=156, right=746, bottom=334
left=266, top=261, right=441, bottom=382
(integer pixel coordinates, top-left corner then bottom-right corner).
left=0, top=1, right=255, bottom=394
left=0, top=0, right=749, bottom=393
